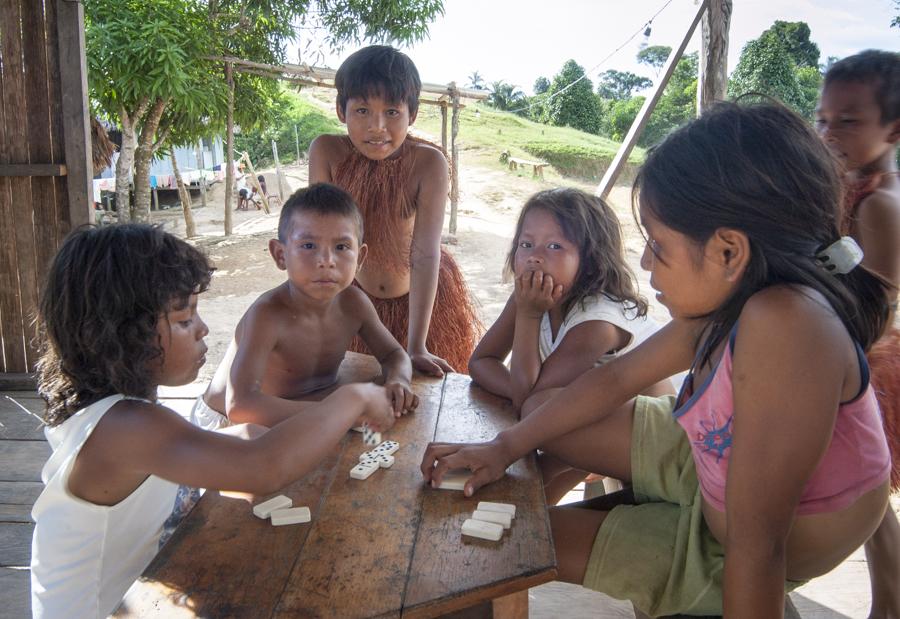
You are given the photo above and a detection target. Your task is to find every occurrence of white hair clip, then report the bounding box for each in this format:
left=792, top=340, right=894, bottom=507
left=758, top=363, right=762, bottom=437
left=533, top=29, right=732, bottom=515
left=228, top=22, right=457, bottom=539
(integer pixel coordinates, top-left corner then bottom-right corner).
left=816, top=236, right=863, bottom=275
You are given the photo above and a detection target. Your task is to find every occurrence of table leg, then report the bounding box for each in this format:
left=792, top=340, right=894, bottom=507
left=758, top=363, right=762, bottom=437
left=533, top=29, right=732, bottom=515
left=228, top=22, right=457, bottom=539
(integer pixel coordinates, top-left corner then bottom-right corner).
left=491, top=590, right=528, bottom=619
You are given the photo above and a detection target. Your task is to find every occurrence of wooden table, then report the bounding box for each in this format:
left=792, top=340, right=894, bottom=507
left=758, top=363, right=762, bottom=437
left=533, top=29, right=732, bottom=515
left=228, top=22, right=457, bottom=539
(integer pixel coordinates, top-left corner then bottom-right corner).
left=117, top=353, right=557, bottom=618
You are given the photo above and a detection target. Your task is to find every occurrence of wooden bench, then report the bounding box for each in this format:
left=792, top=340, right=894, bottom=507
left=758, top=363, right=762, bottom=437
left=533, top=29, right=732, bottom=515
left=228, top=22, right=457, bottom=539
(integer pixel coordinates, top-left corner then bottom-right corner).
left=507, top=157, right=549, bottom=180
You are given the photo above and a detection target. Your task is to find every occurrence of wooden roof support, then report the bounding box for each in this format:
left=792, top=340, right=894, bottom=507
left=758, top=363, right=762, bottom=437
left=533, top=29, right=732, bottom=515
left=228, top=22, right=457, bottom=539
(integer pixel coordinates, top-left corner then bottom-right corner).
left=698, top=0, right=732, bottom=113
left=595, top=0, right=709, bottom=200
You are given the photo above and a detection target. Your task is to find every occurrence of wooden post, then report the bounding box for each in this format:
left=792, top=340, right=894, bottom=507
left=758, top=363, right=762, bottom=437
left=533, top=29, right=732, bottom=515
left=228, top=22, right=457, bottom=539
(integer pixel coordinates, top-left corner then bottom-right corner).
left=195, top=144, right=207, bottom=209
left=449, top=86, right=460, bottom=236
left=595, top=0, right=708, bottom=200
left=272, top=139, right=289, bottom=203
left=224, top=61, right=234, bottom=235
left=440, top=102, right=448, bottom=153
left=698, top=0, right=732, bottom=113
left=294, top=124, right=301, bottom=163
left=56, top=0, right=92, bottom=229
left=152, top=186, right=159, bottom=212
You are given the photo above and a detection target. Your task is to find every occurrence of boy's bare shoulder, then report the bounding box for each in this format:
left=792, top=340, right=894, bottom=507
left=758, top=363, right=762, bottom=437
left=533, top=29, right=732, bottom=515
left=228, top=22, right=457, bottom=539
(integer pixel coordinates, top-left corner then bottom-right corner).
left=857, top=180, right=900, bottom=224
left=309, top=133, right=351, bottom=164
left=335, top=284, right=375, bottom=318
left=236, top=285, right=292, bottom=335
left=410, top=140, right=449, bottom=172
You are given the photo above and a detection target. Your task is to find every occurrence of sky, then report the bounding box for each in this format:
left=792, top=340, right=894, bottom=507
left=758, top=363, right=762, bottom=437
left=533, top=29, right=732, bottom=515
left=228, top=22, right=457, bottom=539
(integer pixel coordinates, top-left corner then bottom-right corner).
left=297, top=0, right=899, bottom=95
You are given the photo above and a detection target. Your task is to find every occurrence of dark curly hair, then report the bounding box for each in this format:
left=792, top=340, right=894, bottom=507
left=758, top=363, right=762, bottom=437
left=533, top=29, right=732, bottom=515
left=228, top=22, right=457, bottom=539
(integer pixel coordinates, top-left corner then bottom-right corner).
left=278, top=182, right=363, bottom=243
left=633, top=101, right=890, bottom=366
left=36, top=224, right=213, bottom=426
left=505, top=187, right=648, bottom=318
left=335, top=45, right=421, bottom=118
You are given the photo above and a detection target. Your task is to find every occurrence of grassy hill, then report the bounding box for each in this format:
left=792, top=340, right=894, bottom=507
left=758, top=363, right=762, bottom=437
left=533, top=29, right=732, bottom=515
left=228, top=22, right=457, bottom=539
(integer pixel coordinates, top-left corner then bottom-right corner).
left=412, top=100, right=644, bottom=183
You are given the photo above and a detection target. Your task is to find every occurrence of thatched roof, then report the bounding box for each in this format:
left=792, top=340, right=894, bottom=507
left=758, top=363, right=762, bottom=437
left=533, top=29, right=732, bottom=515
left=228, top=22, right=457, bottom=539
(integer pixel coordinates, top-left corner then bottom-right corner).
left=91, top=117, right=116, bottom=175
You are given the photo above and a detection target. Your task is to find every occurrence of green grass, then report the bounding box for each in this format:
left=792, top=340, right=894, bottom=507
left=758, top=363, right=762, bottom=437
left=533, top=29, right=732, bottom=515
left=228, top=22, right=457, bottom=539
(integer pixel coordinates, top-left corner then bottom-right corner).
left=412, top=102, right=644, bottom=182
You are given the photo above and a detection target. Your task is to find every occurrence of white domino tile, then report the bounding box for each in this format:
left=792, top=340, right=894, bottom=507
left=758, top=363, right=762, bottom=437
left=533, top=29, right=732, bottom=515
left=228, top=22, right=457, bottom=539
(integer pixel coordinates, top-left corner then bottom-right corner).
left=350, top=461, right=379, bottom=480
left=374, top=453, right=394, bottom=468
left=362, top=424, right=381, bottom=446
left=252, top=495, right=292, bottom=519
left=472, top=509, right=511, bottom=529
left=435, top=469, right=469, bottom=491
left=373, top=440, right=399, bottom=456
left=476, top=501, right=516, bottom=518
left=270, top=506, right=311, bottom=526
left=461, top=518, right=504, bottom=541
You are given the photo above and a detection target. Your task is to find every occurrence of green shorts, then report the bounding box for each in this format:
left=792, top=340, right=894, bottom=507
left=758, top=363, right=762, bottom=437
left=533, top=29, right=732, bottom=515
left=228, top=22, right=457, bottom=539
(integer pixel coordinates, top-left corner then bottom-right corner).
left=582, top=395, right=803, bottom=616
left=582, top=394, right=723, bottom=616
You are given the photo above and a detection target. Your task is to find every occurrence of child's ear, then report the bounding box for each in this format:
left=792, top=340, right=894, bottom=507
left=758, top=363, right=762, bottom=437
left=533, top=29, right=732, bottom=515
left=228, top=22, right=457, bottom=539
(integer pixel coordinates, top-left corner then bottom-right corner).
left=269, top=239, right=287, bottom=271
left=336, top=100, right=347, bottom=123
left=887, top=118, right=900, bottom=145
left=710, top=228, right=750, bottom=282
left=357, top=243, right=368, bottom=269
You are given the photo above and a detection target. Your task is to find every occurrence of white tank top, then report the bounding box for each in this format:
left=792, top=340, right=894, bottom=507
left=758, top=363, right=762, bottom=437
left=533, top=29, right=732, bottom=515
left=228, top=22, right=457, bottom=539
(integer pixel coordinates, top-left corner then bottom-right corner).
left=30, top=394, right=178, bottom=618
left=539, top=293, right=659, bottom=363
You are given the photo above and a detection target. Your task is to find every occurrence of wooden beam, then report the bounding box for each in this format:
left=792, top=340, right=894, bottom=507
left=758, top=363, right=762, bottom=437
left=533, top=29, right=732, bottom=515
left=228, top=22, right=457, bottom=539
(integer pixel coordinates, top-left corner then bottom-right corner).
left=0, top=164, right=66, bottom=177
left=449, top=86, right=460, bottom=236
left=698, top=0, right=732, bottom=113
left=55, top=0, right=92, bottom=226
left=595, top=0, right=709, bottom=200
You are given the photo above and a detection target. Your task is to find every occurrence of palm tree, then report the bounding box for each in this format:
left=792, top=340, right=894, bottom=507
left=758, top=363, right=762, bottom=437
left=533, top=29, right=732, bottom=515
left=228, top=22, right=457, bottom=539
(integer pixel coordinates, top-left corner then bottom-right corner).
left=487, top=81, right=525, bottom=111
left=467, top=70, right=486, bottom=90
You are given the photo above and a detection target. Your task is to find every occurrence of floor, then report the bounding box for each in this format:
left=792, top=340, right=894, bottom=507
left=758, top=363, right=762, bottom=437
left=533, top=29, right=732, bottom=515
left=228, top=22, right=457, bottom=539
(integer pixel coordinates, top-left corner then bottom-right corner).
left=1, top=386, right=889, bottom=618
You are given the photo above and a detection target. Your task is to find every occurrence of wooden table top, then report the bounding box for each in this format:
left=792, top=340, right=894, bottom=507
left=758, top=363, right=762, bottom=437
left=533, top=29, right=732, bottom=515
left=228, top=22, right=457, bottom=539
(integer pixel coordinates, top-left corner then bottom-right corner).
left=117, top=353, right=557, bottom=618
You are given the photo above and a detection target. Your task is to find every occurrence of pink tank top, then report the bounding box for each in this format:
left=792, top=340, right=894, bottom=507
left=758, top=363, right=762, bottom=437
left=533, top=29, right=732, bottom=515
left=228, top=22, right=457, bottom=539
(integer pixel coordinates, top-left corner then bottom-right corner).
left=675, top=327, right=890, bottom=515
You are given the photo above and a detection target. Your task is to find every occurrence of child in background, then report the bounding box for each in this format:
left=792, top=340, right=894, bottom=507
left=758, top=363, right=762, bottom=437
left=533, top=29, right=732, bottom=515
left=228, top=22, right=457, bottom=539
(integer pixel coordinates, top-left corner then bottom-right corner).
left=199, top=183, right=417, bottom=429
left=468, top=188, right=672, bottom=502
left=309, top=45, right=481, bottom=376
left=422, top=103, right=892, bottom=616
left=817, top=49, right=900, bottom=619
left=30, top=224, right=393, bottom=619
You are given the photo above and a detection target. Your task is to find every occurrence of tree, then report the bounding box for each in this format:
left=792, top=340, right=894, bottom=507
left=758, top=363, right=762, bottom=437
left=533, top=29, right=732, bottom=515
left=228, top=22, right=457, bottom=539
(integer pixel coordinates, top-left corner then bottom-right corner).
left=894, top=0, right=899, bottom=27
left=729, top=24, right=819, bottom=119
left=467, top=71, right=486, bottom=90
left=546, top=59, right=602, bottom=134
left=487, top=81, right=526, bottom=111
left=596, top=70, right=652, bottom=100
left=533, top=76, right=550, bottom=95
left=761, top=20, right=820, bottom=68
left=636, top=45, right=672, bottom=77
left=86, top=0, right=445, bottom=227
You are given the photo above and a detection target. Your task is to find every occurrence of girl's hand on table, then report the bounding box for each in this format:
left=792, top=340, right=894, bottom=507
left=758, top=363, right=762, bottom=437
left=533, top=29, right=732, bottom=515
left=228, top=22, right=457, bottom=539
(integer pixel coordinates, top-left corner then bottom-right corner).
left=420, top=438, right=514, bottom=497
left=385, top=381, right=419, bottom=416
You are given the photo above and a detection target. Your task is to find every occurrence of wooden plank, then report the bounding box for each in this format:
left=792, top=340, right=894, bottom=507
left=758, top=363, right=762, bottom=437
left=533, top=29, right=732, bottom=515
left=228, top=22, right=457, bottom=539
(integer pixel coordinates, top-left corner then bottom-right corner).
left=0, top=504, right=33, bottom=523
left=0, top=440, right=50, bottom=482
left=44, top=0, right=67, bottom=240
left=0, top=521, right=34, bottom=566
left=0, top=164, right=66, bottom=176
left=596, top=0, right=709, bottom=200
left=0, top=481, right=43, bottom=505
left=0, top=374, right=37, bottom=391
left=273, top=375, right=446, bottom=618
left=0, top=1, right=27, bottom=374
left=0, top=566, right=32, bottom=618
left=402, top=374, right=557, bottom=618
left=0, top=394, right=46, bottom=440
left=55, top=0, right=93, bottom=227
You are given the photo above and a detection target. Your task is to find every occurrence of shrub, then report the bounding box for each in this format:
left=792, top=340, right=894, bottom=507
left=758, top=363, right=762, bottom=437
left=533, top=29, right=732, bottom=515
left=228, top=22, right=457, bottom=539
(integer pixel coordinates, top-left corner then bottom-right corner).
left=522, top=142, right=639, bottom=182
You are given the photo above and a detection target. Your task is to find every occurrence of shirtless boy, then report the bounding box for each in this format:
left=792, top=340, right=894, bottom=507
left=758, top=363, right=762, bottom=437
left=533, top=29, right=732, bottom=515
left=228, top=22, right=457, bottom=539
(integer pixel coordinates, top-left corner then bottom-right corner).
left=196, top=183, right=417, bottom=429
left=308, top=45, right=480, bottom=376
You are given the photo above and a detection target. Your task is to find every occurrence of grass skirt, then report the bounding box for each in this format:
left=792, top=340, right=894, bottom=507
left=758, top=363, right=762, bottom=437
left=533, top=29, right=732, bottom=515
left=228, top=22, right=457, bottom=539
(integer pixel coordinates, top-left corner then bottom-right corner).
left=869, top=327, right=900, bottom=492
left=350, top=248, right=482, bottom=373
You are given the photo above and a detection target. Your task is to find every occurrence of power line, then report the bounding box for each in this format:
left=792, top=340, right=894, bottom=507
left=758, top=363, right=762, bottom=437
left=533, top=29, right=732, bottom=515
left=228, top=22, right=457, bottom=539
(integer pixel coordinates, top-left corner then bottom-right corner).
left=504, top=0, right=677, bottom=114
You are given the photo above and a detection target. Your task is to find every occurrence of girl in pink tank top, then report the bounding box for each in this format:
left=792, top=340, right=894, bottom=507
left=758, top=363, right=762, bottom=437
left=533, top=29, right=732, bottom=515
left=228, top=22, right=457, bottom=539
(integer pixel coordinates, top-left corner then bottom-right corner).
left=420, top=102, right=894, bottom=616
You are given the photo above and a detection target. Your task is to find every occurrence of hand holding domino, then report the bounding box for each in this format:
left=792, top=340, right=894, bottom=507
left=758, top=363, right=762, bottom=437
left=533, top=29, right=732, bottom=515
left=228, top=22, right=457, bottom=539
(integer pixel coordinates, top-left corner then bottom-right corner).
left=420, top=439, right=512, bottom=497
